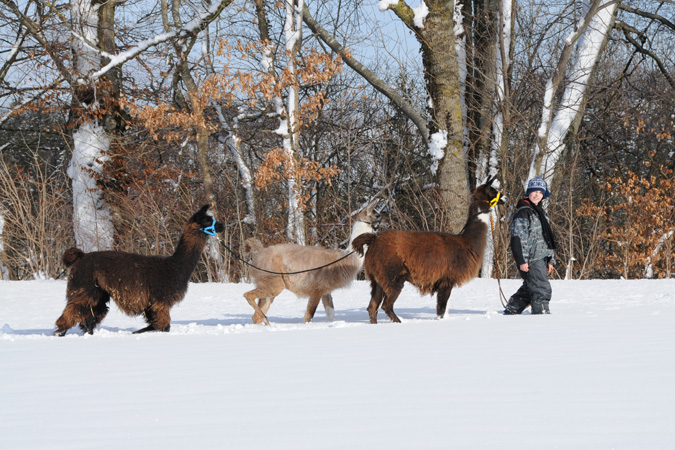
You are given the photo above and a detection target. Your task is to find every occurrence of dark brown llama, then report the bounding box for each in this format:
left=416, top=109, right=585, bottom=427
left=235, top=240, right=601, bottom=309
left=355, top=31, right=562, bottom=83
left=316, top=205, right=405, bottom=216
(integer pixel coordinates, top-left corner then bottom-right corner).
left=54, top=204, right=225, bottom=335
left=352, top=178, right=504, bottom=323
left=243, top=206, right=381, bottom=325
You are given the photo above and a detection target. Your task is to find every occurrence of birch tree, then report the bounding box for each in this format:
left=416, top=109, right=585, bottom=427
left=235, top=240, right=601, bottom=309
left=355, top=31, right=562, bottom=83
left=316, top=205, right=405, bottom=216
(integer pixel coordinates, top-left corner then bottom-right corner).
left=65, top=0, right=115, bottom=252
left=0, top=0, right=233, bottom=251
left=529, top=0, right=619, bottom=184
left=478, top=0, right=514, bottom=278
left=279, top=0, right=306, bottom=244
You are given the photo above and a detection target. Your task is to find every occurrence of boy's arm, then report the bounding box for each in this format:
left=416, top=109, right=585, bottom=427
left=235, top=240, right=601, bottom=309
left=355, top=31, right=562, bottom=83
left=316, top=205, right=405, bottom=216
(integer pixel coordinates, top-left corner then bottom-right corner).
left=510, top=210, right=530, bottom=266
left=510, top=236, right=526, bottom=266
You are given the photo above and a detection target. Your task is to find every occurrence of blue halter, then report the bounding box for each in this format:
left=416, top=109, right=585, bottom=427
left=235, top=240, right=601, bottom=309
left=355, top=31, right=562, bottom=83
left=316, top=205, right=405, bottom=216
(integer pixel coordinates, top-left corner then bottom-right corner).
left=200, top=219, right=218, bottom=236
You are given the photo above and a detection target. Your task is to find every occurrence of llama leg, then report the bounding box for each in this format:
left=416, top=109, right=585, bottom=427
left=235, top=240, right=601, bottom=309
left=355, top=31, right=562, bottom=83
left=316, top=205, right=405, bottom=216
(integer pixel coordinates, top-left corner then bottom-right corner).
left=435, top=285, right=453, bottom=319
left=381, top=280, right=405, bottom=323
left=151, top=304, right=171, bottom=331
left=54, top=302, right=86, bottom=336
left=367, top=282, right=385, bottom=324
left=78, top=291, right=110, bottom=334
left=321, top=294, right=335, bottom=321
left=243, top=290, right=271, bottom=325
left=134, top=304, right=171, bottom=333
left=304, top=294, right=323, bottom=323
left=253, top=298, right=275, bottom=324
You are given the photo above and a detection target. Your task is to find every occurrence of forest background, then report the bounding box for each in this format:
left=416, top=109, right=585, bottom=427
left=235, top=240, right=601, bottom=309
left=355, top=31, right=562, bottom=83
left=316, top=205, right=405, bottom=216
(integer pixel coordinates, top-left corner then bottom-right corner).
left=0, top=0, right=673, bottom=283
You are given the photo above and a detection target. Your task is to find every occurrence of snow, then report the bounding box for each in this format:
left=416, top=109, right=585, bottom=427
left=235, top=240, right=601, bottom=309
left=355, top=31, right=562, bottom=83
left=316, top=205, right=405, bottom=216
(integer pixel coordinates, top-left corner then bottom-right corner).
left=71, top=0, right=100, bottom=76
left=67, top=122, right=114, bottom=252
left=427, top=130, right=447, bottom=174
left=2, top=278, right=675, bottom=449
left=412, top=2, right=429, bottom=29
left=378, top=0, right=400, bottom=12
left=90, top=0, right=231, bottom=80
left=284, top=0, right=304, bottom=52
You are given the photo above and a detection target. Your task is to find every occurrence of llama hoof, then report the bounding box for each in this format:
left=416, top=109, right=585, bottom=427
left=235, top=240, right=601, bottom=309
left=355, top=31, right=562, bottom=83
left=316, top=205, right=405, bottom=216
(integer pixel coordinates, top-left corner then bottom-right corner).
left=325, top=307, right=336, bottom=322
left=133, top=325, right=170, bottom=334
left=252, top=314, right=270, bottom=325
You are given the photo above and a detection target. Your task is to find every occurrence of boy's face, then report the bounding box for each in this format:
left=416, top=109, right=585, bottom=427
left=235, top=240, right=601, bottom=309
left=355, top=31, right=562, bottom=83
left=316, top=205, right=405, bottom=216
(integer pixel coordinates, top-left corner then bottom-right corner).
left=528, top=190, right=544, bottom=205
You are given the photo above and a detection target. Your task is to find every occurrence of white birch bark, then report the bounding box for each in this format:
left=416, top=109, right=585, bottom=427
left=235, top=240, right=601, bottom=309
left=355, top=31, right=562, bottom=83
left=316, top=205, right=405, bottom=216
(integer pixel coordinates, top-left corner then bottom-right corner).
left=68, top=0, right=114, bottom=252
left=280, top=0, right=305, bottom=244
left=645, top=230, right=674, bottom=279
left=529, top=0, right=618, bottom=186
left=480, top=0, right=513, bottom=279
left=67, top=122, right=114, bottom=252
left=214, top=114, right=256, bottom=226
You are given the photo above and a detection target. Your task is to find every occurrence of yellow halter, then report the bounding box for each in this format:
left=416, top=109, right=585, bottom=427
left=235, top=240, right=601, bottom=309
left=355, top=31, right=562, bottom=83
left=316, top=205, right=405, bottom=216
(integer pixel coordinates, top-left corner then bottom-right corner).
left=489, top=192, right=501, bottom=207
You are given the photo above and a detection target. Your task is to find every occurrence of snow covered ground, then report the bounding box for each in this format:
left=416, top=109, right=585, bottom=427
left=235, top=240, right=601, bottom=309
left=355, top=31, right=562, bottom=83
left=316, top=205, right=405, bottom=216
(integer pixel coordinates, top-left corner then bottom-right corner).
left=2, top=278, right=675, bottom=449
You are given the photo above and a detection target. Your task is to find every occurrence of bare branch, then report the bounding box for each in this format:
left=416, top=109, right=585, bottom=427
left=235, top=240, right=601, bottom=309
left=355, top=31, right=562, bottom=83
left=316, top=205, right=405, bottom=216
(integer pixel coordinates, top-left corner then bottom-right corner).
left=89, top=0, right=233, bottom=80
left=0, top=0, right=77, bottom=86
left=619, top=3, right=675, bottom=32
left=615, top=20, right=675, bottom=90
left=301, top=4, right=429, bottom=143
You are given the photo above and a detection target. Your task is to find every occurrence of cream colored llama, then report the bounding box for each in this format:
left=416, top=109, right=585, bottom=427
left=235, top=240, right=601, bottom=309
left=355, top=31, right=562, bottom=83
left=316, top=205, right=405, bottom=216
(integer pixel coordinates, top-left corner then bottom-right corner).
left=243, top=207, right=381, bottom=325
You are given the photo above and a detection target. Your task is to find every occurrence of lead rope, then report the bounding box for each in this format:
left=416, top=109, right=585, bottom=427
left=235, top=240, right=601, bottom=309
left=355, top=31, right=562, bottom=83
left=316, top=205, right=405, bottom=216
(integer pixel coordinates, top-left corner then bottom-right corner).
left=488, top=198, right=509, bottom=309
left=219, top=240, right=358, bottom=275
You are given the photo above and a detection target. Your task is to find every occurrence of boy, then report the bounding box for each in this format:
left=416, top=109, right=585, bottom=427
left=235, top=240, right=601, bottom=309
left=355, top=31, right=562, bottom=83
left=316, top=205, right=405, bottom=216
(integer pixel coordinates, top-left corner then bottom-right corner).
left=504, top=176, right=556, bottom=315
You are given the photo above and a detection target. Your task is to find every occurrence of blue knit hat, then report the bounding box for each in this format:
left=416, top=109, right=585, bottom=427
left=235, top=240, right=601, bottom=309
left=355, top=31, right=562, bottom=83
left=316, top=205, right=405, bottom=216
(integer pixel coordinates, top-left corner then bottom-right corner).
left=526, top=176, right=551, bottom=199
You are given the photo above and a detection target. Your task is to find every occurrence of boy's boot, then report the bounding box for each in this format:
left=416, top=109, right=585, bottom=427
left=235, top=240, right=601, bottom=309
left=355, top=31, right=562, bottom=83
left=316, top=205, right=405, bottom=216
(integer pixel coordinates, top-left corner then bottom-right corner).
left=530, top=299, right=544, bottom=315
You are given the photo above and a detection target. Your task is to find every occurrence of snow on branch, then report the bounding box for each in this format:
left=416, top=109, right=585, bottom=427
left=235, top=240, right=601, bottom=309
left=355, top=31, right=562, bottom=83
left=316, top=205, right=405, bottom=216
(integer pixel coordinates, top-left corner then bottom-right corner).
left=89, top=0, right=232, bottom=80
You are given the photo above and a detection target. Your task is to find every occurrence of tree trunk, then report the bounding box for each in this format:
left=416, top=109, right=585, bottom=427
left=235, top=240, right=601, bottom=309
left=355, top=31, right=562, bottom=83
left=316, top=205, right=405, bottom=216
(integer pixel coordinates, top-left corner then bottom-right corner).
left=421, top=0, right=468, bottom=233
left=68, top=0, right=115, bottom=252
left=465, top=0, right=499, bottom=191
left=382, top=0, right=468, bottom=232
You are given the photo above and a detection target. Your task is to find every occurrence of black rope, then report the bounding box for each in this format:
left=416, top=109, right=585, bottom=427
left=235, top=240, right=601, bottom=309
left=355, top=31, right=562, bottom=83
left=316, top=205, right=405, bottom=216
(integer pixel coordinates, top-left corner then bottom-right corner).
left=219, top=240, right=358, bottom=275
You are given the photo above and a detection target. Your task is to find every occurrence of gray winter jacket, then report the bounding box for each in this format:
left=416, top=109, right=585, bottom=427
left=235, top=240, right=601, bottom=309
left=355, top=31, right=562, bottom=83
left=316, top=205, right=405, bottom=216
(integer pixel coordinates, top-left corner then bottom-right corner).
left=510, top=200, right=555, bottom=266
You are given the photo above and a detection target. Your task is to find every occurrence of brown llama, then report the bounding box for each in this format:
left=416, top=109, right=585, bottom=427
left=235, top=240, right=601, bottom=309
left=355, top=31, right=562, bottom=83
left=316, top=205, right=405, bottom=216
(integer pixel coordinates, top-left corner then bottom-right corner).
left=54, top=205, right=225, bottom=335
left=243, top=206, right=381, bottom=325
left=352, top=177, right=504, bottom=323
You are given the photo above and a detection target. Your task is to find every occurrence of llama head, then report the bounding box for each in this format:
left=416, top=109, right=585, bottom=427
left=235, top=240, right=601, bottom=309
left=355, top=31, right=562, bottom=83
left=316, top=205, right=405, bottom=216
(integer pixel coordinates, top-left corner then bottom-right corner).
left=190, top=204, right=225, bottom=235
left=471, top=176, right=505, bottom=215
left=362, top=204, right=382, bottom=231
left=351, top=205, right=382, bottom=242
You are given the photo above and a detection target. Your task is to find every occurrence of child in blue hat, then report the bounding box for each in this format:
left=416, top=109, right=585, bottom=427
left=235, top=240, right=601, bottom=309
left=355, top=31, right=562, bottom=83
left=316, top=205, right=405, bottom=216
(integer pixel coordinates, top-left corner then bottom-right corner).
left=504, top=176, right=557, bottom=314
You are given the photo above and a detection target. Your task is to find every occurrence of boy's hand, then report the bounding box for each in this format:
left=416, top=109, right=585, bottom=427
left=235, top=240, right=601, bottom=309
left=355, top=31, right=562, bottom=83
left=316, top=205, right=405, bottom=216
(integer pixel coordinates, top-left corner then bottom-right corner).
left=519, top=263, right=529, bottom=272
left=547, top=264, right=554, bottom=274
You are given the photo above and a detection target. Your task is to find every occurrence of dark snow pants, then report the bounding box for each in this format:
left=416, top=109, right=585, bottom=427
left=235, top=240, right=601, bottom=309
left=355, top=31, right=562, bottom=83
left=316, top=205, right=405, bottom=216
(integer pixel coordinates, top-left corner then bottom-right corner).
left=505, top=259, right=551, bottom=314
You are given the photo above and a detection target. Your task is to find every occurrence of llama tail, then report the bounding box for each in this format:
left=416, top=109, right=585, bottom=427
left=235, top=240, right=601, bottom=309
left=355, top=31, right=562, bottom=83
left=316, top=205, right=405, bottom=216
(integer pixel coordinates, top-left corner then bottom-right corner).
left=352, top=233, right=377, bottom=257
left=62, top=247, right=85, bottom=268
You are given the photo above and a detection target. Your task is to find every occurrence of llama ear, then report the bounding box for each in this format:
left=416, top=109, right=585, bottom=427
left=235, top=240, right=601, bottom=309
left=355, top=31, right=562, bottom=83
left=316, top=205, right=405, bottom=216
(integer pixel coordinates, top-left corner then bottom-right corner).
left=191, top=204, right=211, bottom=223
left=485, top=174, right=495, bottom=187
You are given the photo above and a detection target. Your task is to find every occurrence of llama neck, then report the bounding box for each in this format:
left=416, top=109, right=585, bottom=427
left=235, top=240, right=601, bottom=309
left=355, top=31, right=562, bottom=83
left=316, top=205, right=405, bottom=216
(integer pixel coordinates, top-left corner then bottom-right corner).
left=349, top=220, right=372, bottom=266
left=349, top=220, right=372, bottom=244
left=171, top=232, right=207, bottom=280
left=459, top=211, right=489, bottom=252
